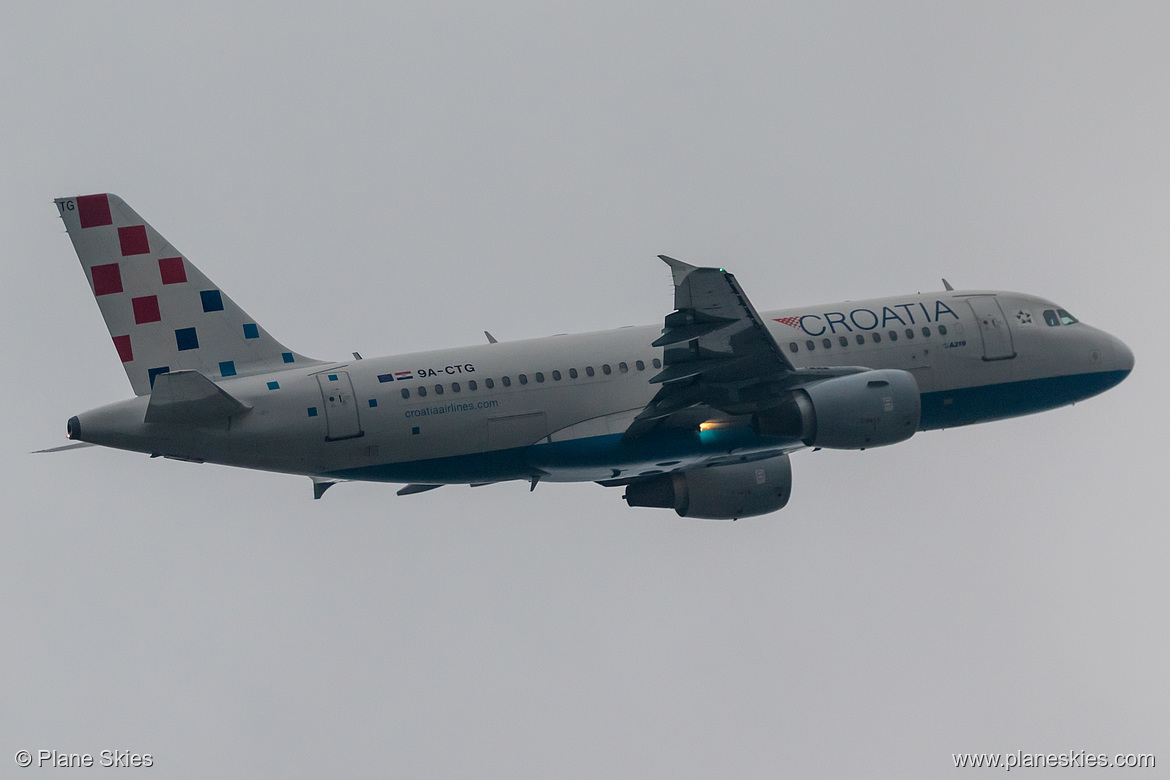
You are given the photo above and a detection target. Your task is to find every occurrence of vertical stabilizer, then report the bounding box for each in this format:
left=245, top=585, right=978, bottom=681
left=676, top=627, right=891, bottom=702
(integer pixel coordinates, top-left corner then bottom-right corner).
left=56, top=194, right=319, bottom=395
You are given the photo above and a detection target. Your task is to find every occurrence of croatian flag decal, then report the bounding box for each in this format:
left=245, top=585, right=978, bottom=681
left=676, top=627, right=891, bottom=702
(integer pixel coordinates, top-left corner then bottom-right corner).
left=394, top=370, right=414, bottom=380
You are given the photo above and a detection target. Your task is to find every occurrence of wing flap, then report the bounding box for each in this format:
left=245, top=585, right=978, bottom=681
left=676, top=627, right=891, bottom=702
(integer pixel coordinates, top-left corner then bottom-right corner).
left=626, top=257, right=856, bottom=440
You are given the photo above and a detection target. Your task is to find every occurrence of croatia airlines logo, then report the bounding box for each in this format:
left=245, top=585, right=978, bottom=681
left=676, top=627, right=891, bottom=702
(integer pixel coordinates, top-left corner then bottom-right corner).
left=773, top=300, right=960, bottom=336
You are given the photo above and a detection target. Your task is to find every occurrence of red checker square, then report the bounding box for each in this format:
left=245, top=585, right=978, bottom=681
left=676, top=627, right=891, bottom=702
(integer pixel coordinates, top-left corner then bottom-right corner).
left=132, top=295, right=161, bottom=324
left=112, top=334, right=133, bottom=363
left=90, top=263, right=123, bottom=296
left=77, top=194, right=113, bottom=228
left=158, top=256, right=187, bottom=284
left=118, top=225, right=150, bottom=256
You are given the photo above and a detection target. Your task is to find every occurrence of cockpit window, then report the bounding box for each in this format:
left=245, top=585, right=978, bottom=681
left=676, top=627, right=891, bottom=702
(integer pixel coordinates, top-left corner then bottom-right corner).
left=1057, top=309, right=1078, bottom=325
left=1043, top=309, right=1060, bottom=327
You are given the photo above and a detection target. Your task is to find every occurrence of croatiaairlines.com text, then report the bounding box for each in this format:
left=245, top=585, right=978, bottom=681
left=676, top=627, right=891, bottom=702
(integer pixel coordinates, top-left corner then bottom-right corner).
left=404, top=399, right=499, bottom=419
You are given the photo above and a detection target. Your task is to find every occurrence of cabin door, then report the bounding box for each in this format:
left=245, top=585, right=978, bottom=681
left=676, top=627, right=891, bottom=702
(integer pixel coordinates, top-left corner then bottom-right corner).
left=316, top=371, right=364, bottom=441
left=966, top=296, right=1016, bottom=361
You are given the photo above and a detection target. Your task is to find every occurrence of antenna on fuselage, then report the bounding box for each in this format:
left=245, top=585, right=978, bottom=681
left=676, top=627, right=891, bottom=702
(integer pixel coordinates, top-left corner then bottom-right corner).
left=484, top=331, right=498, bottom=344
left=942, top=278, right=954, bottom=291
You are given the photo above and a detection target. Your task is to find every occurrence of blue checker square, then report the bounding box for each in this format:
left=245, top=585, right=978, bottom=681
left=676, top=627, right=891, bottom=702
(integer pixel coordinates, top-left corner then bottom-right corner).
left=282, top=352, right=294, bottom=363
left=328, top=374, right=338, bottom=381
left=307, top=407, right=318, bottom=417
left=368, top=398, right=378, bottom=407
left=175, top=327, right=199, bottom=351
left=267, top=381, right=280, bottom=390
left=200, top=289, right=224, bottom=312
left=148, top=366, right=170, bottom=388
left=243, top=323, right=259, bottom=339
left=219, top=360, right=236, bottom=377
left=411, top=426, right=420, bottom=435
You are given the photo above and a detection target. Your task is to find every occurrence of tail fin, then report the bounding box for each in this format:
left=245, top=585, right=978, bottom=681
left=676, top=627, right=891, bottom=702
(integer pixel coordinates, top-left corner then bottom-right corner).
left=56, top=194, right=319, bottom=395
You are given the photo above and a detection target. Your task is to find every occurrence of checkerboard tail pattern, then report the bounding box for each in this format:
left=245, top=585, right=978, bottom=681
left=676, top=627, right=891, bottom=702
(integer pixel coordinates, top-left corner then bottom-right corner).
left=56, top=194, right=319, bottom=395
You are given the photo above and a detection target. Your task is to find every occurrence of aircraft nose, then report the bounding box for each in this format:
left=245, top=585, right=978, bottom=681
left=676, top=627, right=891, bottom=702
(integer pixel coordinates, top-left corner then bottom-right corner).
left=1112, top=336, right=1135, bottom=374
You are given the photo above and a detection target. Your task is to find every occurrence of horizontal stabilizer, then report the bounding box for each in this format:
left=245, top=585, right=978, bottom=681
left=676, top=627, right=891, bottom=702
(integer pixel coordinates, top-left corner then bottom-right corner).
left=33, top=442, right=96, bottom=453
left=145, top=369, right=252, bottom=425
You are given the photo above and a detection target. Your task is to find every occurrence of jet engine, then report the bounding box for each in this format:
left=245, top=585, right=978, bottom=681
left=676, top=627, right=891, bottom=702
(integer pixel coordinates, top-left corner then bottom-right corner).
left=624, top=454, right=792, bottom=520
left=755, top=368, right=921, bottom=449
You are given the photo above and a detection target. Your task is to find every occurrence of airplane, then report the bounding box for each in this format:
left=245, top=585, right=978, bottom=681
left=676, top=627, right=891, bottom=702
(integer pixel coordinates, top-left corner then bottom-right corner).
left=50, top=193, right=1134, bottom=519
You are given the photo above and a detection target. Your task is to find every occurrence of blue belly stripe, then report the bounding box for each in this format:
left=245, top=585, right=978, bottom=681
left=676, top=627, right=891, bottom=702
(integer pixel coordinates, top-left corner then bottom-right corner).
left=919, top=369, right=1130, bottom=429
left=328, top=369, right=1131, bottom=484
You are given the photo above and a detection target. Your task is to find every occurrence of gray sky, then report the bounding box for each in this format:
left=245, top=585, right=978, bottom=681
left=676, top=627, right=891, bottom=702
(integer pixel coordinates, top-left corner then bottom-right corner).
left=2, top=3, right=1166, bottom=777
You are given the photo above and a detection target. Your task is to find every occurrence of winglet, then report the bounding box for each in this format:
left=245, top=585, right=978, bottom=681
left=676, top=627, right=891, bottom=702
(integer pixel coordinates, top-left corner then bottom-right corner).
left=659, top=255, right=698, bottom=287
left=942, top=278, right=954, bottom=291
left=144, top=369, right=252, bottom=425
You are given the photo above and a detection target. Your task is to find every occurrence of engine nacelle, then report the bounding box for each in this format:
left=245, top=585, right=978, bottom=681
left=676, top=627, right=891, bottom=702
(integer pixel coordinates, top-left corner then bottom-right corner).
left=755, top=369, right=920, bottom=450
left=624, top=455, right=793, bottom=520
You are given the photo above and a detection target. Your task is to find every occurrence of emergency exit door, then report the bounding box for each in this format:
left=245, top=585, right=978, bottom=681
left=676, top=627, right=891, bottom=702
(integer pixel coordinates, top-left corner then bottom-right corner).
left=316, top=371, right=364, bottom=440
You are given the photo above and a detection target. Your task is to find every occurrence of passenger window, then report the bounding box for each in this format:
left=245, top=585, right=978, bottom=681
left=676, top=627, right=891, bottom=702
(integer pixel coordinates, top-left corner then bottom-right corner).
left=434, top=384, right=444, bottom=395
left=452, top=382, right=461, bottom=392
left=401, top=388, right=410, bottom=399
left=602, top=364, right=611, bottom=375
left=653, top=358, right=662, bottom=368
left=839, top=336, right=848, bottom=347
left=586, top=366, right=595, bottom=377
left=938, top=325, right=948, bottom=336
left=789, top=342, right=799, bottom=353
left=569, top=368, right=578, bottom=379
left=888, top=331, right=898, bottom=341
left=535, top=372, right=544, bottom=382
left=619, top=362, right=628, bottom=373
left=872, top=333, right=882, bottom=343
left=468, top=380, right=477, bottom=391
left=551, top=370, right=561, bottom=381
left=502, top=376, right=512, bottom=387
left=905, top=328, right=914, bottom=339
left=921, top=327, right=931, bottom=337
left=636, top=360, right=645, bottom=371
left=1057, top=309, right=1078, bottom=325
left=1044, top=309, right=1060, bottom=326
left=805, top=340, right=815, bottom=351
left=855, top=334, right=865, bottom=345
left=822, top=338, right=831, bottom=349
left=518, top=374, right=528, bottom=385
left=485, top=378, right=494, bottom=389
left=418, top=386, right=427, bottom=397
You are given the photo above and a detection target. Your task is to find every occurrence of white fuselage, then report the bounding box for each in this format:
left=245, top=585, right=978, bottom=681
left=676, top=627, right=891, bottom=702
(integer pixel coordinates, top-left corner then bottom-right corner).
left=70, top=289, right=1132, bottom=486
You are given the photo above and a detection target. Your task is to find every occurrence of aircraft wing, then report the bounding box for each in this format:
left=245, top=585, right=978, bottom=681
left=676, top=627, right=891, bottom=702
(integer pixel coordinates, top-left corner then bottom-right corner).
left=625, top=256, right=855, bottom=439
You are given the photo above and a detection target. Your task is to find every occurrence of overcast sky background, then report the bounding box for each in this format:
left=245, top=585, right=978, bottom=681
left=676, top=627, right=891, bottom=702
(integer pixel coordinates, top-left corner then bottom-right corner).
left=2, top=3, right=1167, bottom=777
